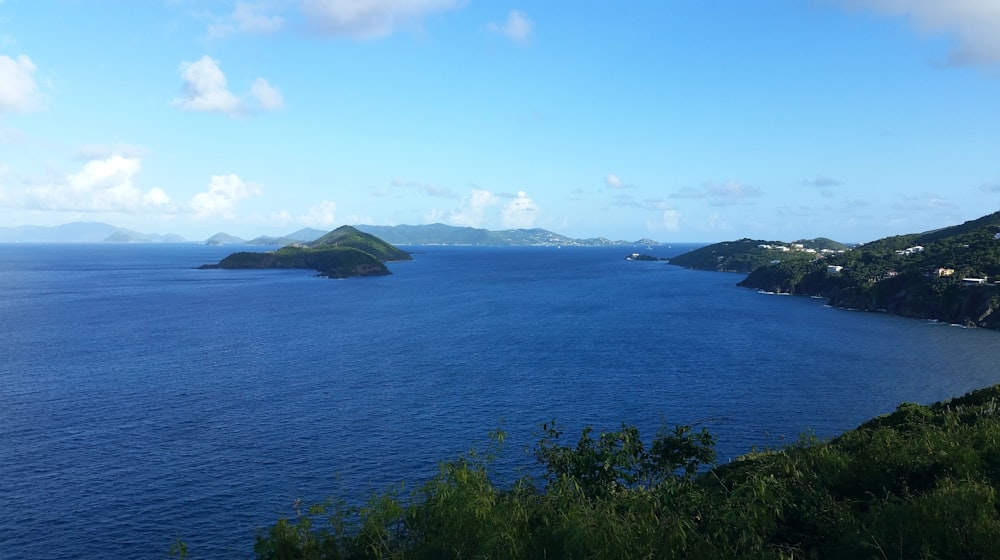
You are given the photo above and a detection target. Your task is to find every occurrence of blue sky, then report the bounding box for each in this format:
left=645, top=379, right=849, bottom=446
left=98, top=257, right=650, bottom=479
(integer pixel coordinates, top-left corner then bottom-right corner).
left=1, top=0, right=999, bottom=243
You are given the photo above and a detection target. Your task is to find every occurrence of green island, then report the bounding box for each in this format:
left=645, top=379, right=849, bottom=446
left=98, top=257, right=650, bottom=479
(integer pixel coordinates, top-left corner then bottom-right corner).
left=199, top=226, right=411, bottom=279
left=670, top=210, right=1000, bottom=329
left=191, top=384, right=1000, bottom=559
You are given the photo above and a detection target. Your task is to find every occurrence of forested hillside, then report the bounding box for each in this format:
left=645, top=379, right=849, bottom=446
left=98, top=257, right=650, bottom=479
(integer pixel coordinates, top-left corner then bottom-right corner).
left=668, top=211, right=1000, bottom=328
left=668, top=238, right=847, bottom=273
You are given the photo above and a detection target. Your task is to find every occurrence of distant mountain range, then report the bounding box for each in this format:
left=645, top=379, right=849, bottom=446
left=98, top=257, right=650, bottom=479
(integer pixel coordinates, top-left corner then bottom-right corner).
left=204, top=228, right=328, bottom=246
left=1, top=221, right=662, bottom=247
left=0, top=222, right=187, bottom=243
left=354, top=224, right=662, bottom=247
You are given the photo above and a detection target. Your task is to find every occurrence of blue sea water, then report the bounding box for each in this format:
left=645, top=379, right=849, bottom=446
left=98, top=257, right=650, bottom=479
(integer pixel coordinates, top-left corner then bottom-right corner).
left=2, top=243, right=1000, bottom=559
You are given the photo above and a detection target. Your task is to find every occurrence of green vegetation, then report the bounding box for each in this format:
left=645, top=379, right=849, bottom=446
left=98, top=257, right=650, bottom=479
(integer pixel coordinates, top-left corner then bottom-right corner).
left=734, top=211, right=1000, bottom=327
left=308, top=226, right=412, bottom=262
left=247, top=384, right=1000, bottom=559
left=199, top=226, right=410, bottom=278
left=667, top=238, right=836, bottom=273
left=667, top=211, right=1000, bottom=328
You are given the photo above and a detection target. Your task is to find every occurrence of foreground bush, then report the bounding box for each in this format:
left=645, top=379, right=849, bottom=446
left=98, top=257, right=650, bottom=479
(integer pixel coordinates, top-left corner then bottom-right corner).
left=252, top=385, right=1000, bottom=559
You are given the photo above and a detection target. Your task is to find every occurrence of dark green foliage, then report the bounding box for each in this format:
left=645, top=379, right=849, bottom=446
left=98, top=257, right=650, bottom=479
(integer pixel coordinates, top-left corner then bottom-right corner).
left=199, top=226, right=410, bottom=278
left=668, top=238, right=820, bottom=273
left=248, top=384, right=1000, bottom=559
left=729, top=211, right=1000, bottom=328
left=307, top=226, right=411, bottom=262
left=204, top=246, right=390, bottom=278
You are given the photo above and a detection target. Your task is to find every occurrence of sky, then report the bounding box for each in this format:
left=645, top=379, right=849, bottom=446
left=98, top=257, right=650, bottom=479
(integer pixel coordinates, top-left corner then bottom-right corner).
left=1, top=0, right=1000, bottom=243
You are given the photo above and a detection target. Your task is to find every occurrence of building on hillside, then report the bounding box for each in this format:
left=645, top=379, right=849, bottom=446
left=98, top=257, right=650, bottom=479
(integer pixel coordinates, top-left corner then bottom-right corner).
left=963, top=277, right=988, bottom=286
left=930, top=267, right=955, bottom=278
left=896, top=246, right=925, bottom=256
left=827, top=265, right=843, bottom=274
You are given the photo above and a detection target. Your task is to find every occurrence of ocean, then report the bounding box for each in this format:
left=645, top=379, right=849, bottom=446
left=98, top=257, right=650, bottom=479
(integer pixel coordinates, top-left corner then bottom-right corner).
left=2, top=243, right=999, bottom=559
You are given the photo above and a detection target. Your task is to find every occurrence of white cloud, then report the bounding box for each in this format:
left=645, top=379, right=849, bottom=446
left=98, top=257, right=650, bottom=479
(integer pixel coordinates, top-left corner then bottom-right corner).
left=843, top=1, right=1000, bottom=69
left=174, top=56, right=283, bottom=116
left=423, top=207, right=445, bottom=222
left=803, top=175, right=843, bottom=188
left=144, top=187, right=172, bottom=206
left=488, top=10, right=533, bottom=44
left=604, top=173, right=637, bottom=190
left=703, top=180, right=763, bottom=206
left=251, top=78, right=284, bottom=110
left=174, top=56, right=244, bottom=114
left=270, top=209, right=295, bottom=226
left=301, top=0, right=464, bottom=39
left=0, top=54, right=40, bottom=112
left=233, top=2, right=286, bottom=34
left=501, top=190, right=538, bottom=228
left=646, top=201, right=680, bottom=232
left=389, top=177, right=458, bottom=198
left=889, top=192, right=956, bottom=211
left=26, top=155, right=173, bottom=212
left=300, top=200, right=337, bottom=226
left=189, top=174, right=261, bottom=219
left=208, top=2, right=286, bottom=38
left=448, top=188, right=498, bottom=227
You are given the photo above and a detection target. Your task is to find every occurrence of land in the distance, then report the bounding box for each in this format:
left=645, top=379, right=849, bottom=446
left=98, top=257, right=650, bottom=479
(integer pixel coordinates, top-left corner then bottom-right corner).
left=0, top=221, right=662, bottom=247
left=669, top=210, right=1000, bottom=329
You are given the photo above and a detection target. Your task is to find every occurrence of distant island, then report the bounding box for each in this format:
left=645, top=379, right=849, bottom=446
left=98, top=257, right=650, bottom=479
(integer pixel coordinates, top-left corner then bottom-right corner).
left=0, top=221, right=660, bottom=247
left=206, top=224, right=662, bottom=247
left=199, top=226, right=411, bottom=279
left=203, top=227, right=329, bottom=246
left=0, top=222, right=188, bottom=243
left=625, top=253, right=665, bottom=261
left=669, top=211, right=1000, bottom=329
left=353, top=224, right=661, bottom=247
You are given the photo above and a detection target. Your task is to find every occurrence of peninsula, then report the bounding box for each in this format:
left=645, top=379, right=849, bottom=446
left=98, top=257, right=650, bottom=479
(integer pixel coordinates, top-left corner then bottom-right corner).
left=669, top=210, right=1000, bottom=329
left=199, top=225, right=411, bottom=279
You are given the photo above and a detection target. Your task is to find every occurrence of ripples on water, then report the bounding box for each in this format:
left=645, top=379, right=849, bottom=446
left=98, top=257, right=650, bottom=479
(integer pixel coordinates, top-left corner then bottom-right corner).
left=2, top=243, right=999, bottom=559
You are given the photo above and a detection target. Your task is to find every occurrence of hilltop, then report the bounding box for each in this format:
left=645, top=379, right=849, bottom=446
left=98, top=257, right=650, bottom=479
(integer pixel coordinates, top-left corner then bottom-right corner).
left=199, top=226, right=411, bottom=279
left=667, top=237, right=848, bottom=273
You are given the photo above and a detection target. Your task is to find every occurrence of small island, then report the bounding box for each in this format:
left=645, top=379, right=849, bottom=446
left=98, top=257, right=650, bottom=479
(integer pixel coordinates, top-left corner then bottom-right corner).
left=625, top=253, right=663, bottom=261
left=199, top=225, right=411, bottom=279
